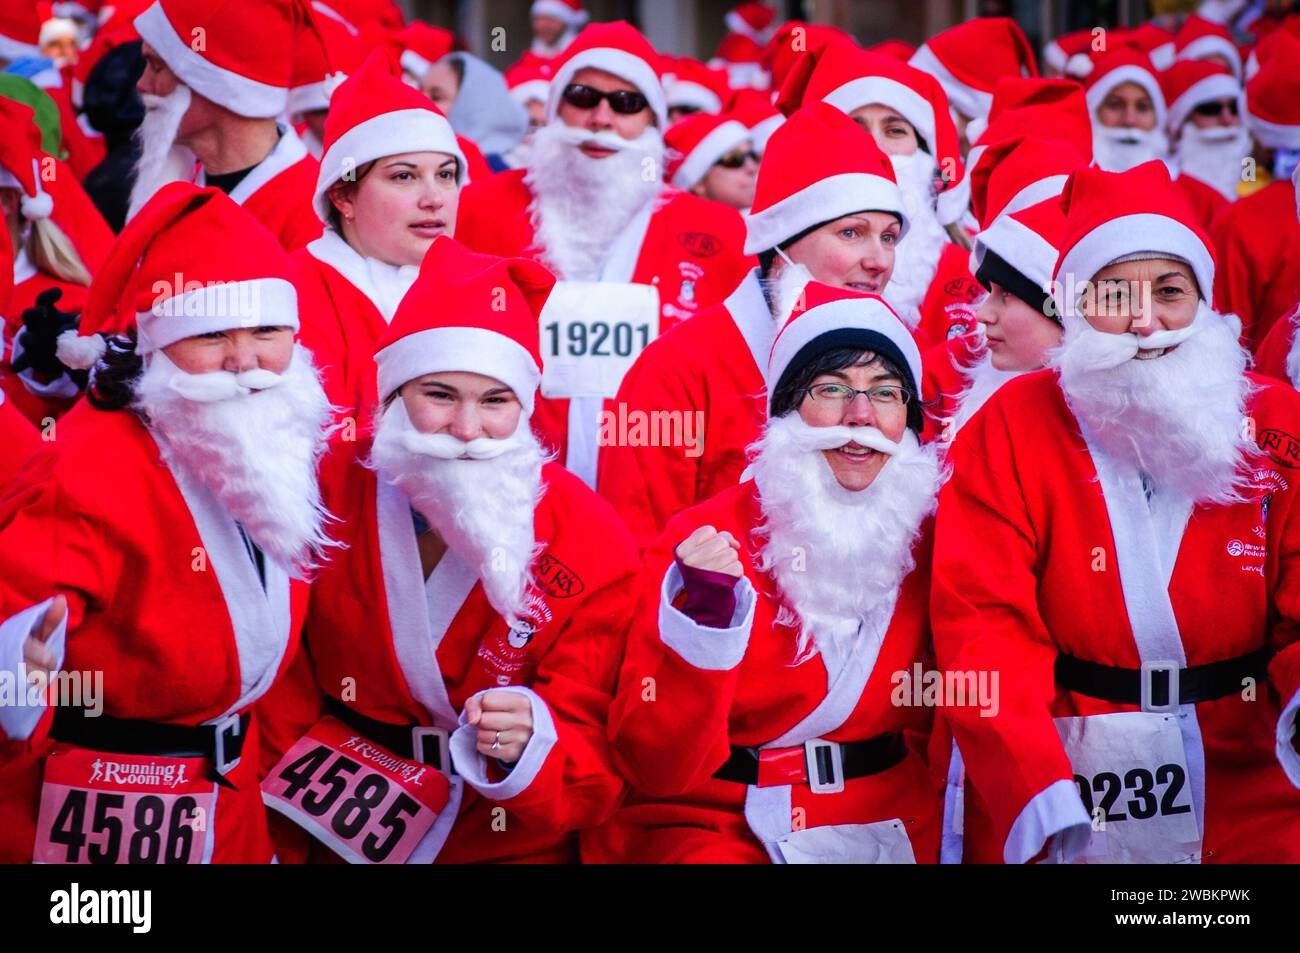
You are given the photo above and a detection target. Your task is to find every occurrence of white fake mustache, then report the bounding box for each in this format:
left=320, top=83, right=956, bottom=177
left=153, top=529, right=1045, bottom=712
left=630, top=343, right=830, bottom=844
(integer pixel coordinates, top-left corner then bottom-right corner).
left=1053, top=305, right=1205, bottom=374
left=381, top=398, right=533, bottom=460
left=152, top=352, right=286, bottom=403
left=548, top=122, right=642, bottom=154
left=775, top=414, right=912, bottom=457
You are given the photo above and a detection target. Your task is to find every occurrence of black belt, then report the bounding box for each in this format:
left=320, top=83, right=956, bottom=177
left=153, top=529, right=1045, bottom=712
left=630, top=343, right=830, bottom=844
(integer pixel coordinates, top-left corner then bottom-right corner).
left=713, top=732, right=907, bottom=791
left=325, top=697, right=453, bottom=774
left=50, top=708, right=249, bottom=787
left=1054, top=648, right=1271, bottom=710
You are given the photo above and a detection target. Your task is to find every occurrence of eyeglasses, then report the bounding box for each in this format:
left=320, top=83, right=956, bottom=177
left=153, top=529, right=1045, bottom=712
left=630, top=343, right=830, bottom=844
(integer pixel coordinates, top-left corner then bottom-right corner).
left=802, top=383, right=910, bottom=407
left=1191, top=99, right=1239, bottom=119
left=561, top=83, right=650, bottom=115
left=715, top=149, right=760, bottom=169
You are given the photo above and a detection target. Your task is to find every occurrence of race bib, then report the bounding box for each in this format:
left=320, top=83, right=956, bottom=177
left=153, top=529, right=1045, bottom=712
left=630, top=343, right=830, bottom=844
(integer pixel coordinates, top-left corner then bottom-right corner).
left=1053, top=711, right=1201, bottom=864
left=34, top=745, right=216, bottom=864
left=261, top=716, right=458, bottom=865
left=775, top=819, right=916, bottom=864
left=538, top=281, right=660, bottom=400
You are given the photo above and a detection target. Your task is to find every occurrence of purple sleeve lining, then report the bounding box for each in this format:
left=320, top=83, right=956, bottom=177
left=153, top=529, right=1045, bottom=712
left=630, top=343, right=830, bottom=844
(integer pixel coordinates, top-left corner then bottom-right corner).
left=674, top=556, right=740, bottom=629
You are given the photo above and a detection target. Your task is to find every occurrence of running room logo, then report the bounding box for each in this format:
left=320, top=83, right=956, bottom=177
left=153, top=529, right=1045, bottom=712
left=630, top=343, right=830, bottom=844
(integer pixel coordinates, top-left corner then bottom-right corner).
left=533, top=552, right=585, bottom=598
left=1259, top=428, right=1300, bottom=468
left=337, top=735, right=431, bottom=787
left=675, top=231, right=722, bottom=257
left=88, top=758, right=190, bottom=789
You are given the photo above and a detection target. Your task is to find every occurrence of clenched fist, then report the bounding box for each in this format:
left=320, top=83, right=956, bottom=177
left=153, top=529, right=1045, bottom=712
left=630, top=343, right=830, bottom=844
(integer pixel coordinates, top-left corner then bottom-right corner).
left=465, top=690, right=534, bottom=764
left=674, top=525, right=743, bottom=578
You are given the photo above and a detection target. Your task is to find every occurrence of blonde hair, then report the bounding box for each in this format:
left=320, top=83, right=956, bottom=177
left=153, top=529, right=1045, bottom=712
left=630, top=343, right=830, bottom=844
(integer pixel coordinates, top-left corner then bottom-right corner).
left=26, top=217, right=91, bottom=287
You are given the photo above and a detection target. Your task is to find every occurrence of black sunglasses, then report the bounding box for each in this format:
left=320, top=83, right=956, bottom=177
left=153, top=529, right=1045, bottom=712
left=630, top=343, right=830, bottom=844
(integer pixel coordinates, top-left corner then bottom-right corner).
left=1192, top=99, right=1239, bottom=118
left=561, top=83, right=650, bottom=115
left=715, top=150, right=760, bottom=169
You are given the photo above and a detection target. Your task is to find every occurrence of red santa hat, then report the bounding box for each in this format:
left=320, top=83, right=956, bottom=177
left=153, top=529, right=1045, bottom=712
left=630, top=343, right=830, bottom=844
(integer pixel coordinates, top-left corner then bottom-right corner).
left=665, top=113, right=751, bottom=190
left=664, top=57, right=731, bottom=115
left=970, top=134, right=1088, bottom=230
left=396, top=21, right=455, bottom=81
left=766, top=21, right=855, bottom=94
left=0, top=2, right=41, bottom=61
left=1080, top=47, right=1167, bottom=129
left=767, top=282, right=922, bottom=422
left=66, top=182, right=299, bottom=365
left=313, top=53, right=466, bottom=224
left=968, top=77, right=1093, bottom=155
left=1051, top=161, right=1215, bottom=319
left=0, top=100, right=54, bottom=221
left=375, top=237, right=555, bottom=413
left=725, top=2, right=775, bottom=45
left=545, top=21, right=667, bottom=127
left=289, top=5, right=365, bottom=119
left=134, top=0, right=309, bottom=118
left=506, top=61, right=550, bottom=107
left=531, top=0, right=587, bottom=29
left=868, top=40, right=916, bottom=62
left=314, top=0, right=402, bottom=34
left=1043, top=28, right=1094, bottom=75
left=1119, top=22, right=1177, bottom=71
left=725, top=86, right=784, bottom=153
left=1174, top=13, right=1243, bottom=78
left=777, top=43, right=967, bottom=225
left=1244, top=13, right=1300, bottom=79
left=745, top=102, right=907, bottom=256
left=908, top=17, right=1039, bottom=121
left=970, top=197, right=1067, bottom=320
left=1243, top=29, right=1300, bottom=150
left=71, top=3, right=145, bottom=108
left=1160, top=59, right=1240, bottom=136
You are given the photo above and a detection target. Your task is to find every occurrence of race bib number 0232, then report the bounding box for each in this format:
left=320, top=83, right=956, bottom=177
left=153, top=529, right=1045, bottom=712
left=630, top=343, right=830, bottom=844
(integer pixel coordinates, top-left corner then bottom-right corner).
left=261, top=716, right=457, bottom=864
left=539, top=281, right=659, bottom=400
left=34, top=745, right=216, bottom=864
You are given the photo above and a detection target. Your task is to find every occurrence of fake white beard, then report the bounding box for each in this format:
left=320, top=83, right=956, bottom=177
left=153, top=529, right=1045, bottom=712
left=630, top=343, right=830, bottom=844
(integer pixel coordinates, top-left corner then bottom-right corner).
left=369, top=399, right=549, bottom=628
left=750, top=413, right=941, bottom=666
left=1175, top=124, right=1252, bottom=200
left=1051, top=302, right=1255, bottom=506
left=524, top=121, right=665, bottom=280
left=953, top=350, right=1024, bottom=433
left=760, top=258, right=814, bottom=328
left=1092, top=125, right=1169, bottom=173
left=882, top=151, right=945, bottom=329
left=1285, top=310, right=1300, bottom=392
left=133, top=346, right=336, bottom=577
left=128, top=86, right=196, bottom=221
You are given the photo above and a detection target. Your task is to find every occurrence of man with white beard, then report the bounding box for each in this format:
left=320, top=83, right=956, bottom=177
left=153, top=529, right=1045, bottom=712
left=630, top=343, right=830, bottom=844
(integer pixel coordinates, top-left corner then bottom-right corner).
left=933, top=161, right=1300, bottom=865
left=129, top=0, right=324, bottom=251
left=455, top=21, right=751, bottom=484
left=1161, top=59, right=1249, bottom=223
left=257, top=237, right=640, bottom=865
left=1081, top=47, right=1171, bottom=174
left=0, top=183, right=335, bottom=863
left=588, top=283, right=945, bottom=863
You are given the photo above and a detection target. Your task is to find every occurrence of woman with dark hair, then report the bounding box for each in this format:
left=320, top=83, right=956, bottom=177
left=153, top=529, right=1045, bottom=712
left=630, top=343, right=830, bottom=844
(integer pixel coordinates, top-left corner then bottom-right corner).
left=587, top=284, right=944, bottom=863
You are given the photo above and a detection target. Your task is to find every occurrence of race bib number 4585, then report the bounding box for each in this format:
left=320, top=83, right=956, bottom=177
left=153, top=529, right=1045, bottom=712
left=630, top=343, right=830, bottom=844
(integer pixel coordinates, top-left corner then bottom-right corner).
left=34, top=746, right=216, bottom=864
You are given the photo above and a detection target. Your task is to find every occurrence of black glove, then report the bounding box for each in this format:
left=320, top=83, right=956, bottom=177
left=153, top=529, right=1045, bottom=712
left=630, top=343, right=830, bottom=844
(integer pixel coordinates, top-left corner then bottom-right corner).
left=10, top=288, right=85, bottom=385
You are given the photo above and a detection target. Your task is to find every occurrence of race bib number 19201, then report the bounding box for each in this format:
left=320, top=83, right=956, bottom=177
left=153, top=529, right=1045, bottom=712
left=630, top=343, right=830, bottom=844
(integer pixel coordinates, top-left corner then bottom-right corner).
left=538, top=281, right=660, bottom=400
left=34, top=746, right=216, bottom=864
left=261, top=716, right=457, bottom=864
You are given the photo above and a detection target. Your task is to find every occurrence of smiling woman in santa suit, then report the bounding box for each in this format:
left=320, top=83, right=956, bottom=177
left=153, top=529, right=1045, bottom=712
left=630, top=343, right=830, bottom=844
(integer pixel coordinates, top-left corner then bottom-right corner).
left=587, top=284, right=944, bottom=864
left=257, top=237, right=640, bottom=865
left=933, top=161, right=1300, bottom=864
left=0, top=182, right=336, bottom=864
left=293, top=54, right=466, bottom=425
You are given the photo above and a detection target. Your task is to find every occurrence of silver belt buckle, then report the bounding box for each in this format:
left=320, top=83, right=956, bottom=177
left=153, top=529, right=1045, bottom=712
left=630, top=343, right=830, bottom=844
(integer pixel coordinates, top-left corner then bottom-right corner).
left=411, top=726, right=451, bottom=774
left=804, top=738, right=844, bottom=794
left=1140, top=660, right=1181, bottom=713
left=212, top=713, right=243, bottom=776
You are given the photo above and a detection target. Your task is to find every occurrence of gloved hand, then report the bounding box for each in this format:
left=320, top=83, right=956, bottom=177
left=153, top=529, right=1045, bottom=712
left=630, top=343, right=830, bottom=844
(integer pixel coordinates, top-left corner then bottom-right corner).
left=10, top=288, right=86, bottom=386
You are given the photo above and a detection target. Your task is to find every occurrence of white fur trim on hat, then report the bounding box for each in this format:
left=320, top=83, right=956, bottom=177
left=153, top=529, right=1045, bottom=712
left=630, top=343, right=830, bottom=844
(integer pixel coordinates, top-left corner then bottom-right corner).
left=400, top=49, right=433, bottom=80
left=1085, top=63, right=1167, bottom=128
left=665, top=80, right=723, bottom=115
left=1177, top=35, right=1243, bottom=78
left=532, top=0, right=588, bottom=27
left=725, top=9, right=773, bottom=45
left=767, top=297, right=923, bottom=404
left=745, top=172, right=910, bottom=255
left=823, top=75, right=936, bottom=145
left=509, top=79, right=550, bottom=106
left=1167, top=72, right=1241, bottom=133
left=545, top=47, right=667, bottom=127
left=1244, top=104, right=1300, bottom=151
left=136, top=277, right=300, bottom=353
left=672, top=119, right=750, bottom=190
left=135, top=1, right=287, bottom=118
left=1043, top=41, right=1068, bottom=73
left=56, top=330, right=107, bottom=370
left=971, top=213, right=1057, bottom=290
left=1150, top=42, right=1176, bottom=72
left=314, top=108, right=467, bottom=223
left=935, top=167, right=970, bottom=226
left=1000, top=175, right=1068, bottom=219
left=375, top=326, right=541, bottom=412
left=1052, top=212, right=1214, bottom=319
left=909, top=42, right=992, bottom=120
left=750, top=113, right=784, bottom=153
left=0, top=33, right=40, bottom=61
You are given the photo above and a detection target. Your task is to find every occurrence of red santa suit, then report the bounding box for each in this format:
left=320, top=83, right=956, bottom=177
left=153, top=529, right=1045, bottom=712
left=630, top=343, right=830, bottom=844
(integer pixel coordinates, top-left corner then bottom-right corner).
left=587, top=285, right=943, bottom=864
left=259, top=237, right=639, bottom=864
left=0, top=227, right=39, bottom=489
left=596, top=105, right=910, bottom=549
left=1254, top=303, right=1300, bottom=385
left=709, top=2, right=774, bottom=90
